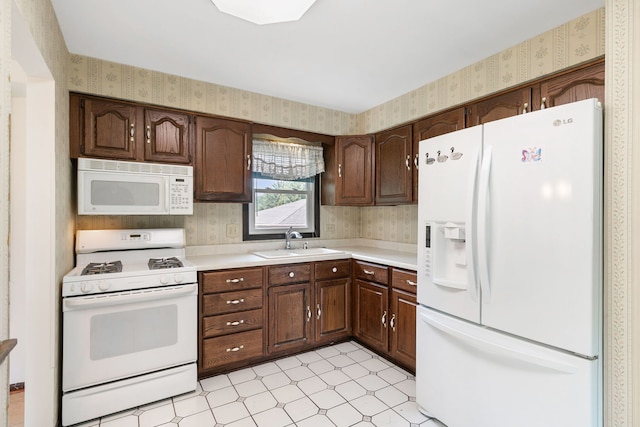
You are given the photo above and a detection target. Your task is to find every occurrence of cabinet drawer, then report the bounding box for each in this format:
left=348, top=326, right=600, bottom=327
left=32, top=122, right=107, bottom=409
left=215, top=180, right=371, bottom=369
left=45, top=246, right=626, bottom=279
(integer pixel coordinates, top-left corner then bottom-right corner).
left=315, top=260, right=351, bottom=280
left=269, top=263, right=311, bottom=286
left=201, top=329, right=263, bottom=370
left=353, top=261, right=389, bottom=285
left=201, top=268, right=263, bottom=294
left=392, top=269, right=417, bottom=294
left=203, top=288, right=263, bottom=315
left=202, top=309, right=263, bottom=338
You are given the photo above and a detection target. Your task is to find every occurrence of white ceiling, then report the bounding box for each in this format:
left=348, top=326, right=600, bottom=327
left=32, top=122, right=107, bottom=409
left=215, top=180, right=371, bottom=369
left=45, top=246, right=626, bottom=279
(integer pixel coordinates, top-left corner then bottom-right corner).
left=50, top=0, right=603, bottom=114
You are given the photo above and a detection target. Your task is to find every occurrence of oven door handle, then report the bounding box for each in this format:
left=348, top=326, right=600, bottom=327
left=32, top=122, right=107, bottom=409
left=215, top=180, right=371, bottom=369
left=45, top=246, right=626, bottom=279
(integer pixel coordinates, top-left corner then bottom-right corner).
left=63, top=284, right=197, bottom=311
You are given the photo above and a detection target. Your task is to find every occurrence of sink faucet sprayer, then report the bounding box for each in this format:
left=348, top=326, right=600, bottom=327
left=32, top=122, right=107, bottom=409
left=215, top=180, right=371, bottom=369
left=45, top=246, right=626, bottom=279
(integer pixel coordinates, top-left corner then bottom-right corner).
left=285, top=226, right=303, bottom=249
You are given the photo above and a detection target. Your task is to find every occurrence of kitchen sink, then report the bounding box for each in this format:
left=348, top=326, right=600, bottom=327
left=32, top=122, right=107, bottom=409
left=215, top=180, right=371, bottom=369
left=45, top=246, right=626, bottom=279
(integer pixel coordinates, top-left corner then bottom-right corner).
left=252, top=247, right=345, bottom=259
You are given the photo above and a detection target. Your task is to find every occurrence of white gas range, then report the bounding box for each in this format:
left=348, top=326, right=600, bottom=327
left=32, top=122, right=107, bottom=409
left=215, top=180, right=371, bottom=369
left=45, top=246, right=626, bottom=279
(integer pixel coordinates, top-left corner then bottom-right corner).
left=61, top=228, right=198, bottom=426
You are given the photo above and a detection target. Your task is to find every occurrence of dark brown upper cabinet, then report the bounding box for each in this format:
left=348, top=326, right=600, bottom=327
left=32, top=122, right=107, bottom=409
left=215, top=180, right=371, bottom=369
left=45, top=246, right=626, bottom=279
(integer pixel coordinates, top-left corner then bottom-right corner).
left=194, top=116, right=252, bottom=202
left=412, top=108, right=466, bottom=202
left=467, top=87, right=533, bottom=126
left=333, top=136, right=374, bottom=206
left=74, top=95, right=139, bottom=161
left=375, top=125, right=413, bottom=205
left=70, top=93, right=193, bottom=165
left=538, top=60, right=604, bottom=109
left=143, top=108, right=192, bottom=164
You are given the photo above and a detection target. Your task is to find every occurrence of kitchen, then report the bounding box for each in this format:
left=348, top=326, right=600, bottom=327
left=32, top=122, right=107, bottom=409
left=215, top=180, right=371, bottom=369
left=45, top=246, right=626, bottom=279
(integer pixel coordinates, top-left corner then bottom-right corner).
left=2, top=1, right=639, bottom=427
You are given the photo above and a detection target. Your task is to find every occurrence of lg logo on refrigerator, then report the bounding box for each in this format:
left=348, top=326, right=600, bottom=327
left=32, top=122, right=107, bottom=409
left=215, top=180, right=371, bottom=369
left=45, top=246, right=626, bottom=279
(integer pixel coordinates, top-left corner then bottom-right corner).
left=553, top=118, right=574, bottom=126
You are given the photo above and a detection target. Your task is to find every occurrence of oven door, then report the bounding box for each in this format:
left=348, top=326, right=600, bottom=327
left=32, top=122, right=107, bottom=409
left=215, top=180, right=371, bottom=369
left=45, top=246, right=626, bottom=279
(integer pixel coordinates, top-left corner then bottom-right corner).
left=62, top=283, right=197, bottom=392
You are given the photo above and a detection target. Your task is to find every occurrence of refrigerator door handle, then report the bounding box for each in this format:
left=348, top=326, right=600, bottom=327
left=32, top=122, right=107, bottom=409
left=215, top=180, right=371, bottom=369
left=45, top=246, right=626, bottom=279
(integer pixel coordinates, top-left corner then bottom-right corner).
left=466, top=146, right=481, bottom=302
left=420, top=310, right=579, bottom=374
left=477, top=145, right=492, bottom=301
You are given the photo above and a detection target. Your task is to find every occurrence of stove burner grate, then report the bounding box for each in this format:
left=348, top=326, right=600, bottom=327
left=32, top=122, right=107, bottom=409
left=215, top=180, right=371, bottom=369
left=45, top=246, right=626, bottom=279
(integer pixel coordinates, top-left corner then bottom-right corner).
left=81, top=261, right=123, bottom=276
left=148, top=257, right=184, bottom=270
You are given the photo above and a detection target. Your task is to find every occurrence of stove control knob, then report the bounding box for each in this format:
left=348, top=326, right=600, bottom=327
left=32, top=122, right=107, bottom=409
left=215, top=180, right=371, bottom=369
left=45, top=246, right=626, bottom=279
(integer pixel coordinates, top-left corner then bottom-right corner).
left=174, top=274, right=184, bottom=283
left=80, top=282, right=93, bottom=294
left=160, top=275, right=169, bottom=285
left=98, top=281, right=111, bottom=292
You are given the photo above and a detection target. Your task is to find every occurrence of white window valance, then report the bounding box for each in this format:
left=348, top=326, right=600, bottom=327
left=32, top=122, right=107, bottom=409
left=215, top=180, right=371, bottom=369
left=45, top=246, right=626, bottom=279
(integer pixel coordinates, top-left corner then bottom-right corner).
left=252, top=138, right=325, bottom=180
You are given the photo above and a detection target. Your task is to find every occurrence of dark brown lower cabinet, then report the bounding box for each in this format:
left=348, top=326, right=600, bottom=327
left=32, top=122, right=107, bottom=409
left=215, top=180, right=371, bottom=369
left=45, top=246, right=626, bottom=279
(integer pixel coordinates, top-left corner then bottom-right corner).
left=197, top=260, right=415, bottom=378
left=201, top=329, right=263, bottom=370
left=315, top=278, right=350, bottom=344
left=198, top=267, right=266, bottom=377
left=389, top=288, right=417, bottom=369
left=268, top=282, right=313, bottom=354
left=354, top=279, right=389, bottom=354
left=352, top=261, right=417, bottom=372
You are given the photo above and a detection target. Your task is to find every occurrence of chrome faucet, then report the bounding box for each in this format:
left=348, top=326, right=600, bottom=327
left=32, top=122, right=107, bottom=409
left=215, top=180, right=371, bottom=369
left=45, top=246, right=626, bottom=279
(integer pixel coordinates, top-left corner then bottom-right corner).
left=285, top=226, right=303, bottom=249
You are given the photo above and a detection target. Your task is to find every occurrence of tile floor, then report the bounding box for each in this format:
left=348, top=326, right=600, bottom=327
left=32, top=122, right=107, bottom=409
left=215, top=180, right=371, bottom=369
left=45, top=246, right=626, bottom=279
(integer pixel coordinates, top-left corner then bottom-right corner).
left=73, top=341, right=445, bottom=427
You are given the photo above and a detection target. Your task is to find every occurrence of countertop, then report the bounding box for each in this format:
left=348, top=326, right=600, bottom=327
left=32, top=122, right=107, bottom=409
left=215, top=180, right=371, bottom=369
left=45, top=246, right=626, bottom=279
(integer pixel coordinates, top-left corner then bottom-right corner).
left=187, top=239, right=417, bottom=272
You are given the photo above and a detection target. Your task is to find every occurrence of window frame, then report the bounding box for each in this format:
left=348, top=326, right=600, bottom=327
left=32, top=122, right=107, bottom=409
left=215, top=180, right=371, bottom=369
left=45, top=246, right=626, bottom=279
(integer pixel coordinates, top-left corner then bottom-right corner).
left=242, top=174, right=321, bottom=241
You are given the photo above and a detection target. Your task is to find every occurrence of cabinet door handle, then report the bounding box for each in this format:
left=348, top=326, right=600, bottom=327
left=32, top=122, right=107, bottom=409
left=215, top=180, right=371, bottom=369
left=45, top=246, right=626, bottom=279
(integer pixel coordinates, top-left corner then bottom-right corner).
left=129, top=124, right=135, bottom=142
left=338, top=163, right=342, bottom=178
left=406, top=155, right=411, bottom=171
left=247, top=155, right=252, bottom=171
left=406, top=279, right=417, bottom=287
left=226, top=278, right=244, bottom=283
left=522, top=102, right=529, bottom=114
left=414, top=154, right=419, bottom=169
left=146, top=125, right=151, bottom=144
left=363, top=269, right=375, bottom=276
left=226, top=298, right=245, bottom=305
left=390, top=314, right=396, bottom=332
left=306, top=306, right=312, bottom=322
left=288, top=272, right=295, bottom=278
left=332, top=267, right=338, bottom=273
left=226, top=320, right=245, bottom=326
left=226, top=345, right=244, bottom=352
left=381, top=310, right=387, bottom=327
left=316, top=303, right=322, bottom=320
left=541, top=97, right=547, bottom=110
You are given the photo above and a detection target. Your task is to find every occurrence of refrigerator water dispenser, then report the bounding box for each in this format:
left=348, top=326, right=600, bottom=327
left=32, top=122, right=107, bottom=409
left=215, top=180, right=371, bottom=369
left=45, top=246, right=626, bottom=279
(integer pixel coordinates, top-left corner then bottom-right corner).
left=430, top=221, right=468, bottom=290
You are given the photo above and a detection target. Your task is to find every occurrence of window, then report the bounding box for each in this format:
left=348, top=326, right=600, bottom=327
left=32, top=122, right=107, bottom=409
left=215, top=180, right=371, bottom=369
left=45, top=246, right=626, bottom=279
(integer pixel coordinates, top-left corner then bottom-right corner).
left=243, top=137, right=324, bottom=241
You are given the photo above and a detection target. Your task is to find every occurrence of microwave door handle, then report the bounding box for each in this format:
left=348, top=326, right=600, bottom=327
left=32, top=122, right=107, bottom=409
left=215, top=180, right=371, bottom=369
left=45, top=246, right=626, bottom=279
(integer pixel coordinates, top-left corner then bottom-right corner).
left=63, top=284, right=197, bottom=311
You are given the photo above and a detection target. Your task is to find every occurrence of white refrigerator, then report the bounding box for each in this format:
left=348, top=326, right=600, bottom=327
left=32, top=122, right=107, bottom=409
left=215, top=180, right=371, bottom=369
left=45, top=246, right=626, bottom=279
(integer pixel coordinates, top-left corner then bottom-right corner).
left=415, top=98, right=602, bottom=427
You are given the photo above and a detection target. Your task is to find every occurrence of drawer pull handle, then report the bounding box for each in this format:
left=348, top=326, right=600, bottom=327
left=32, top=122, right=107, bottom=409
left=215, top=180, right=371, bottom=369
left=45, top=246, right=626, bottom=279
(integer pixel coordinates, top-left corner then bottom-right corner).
left=406, top=280, right=417, bottom=286
left=227, top=299, right=245, bottom=305
left=289, top=272, right=295, bottom=278
left=316, top=303, right=322, bottom=320
left=390, top=313, right=396, bottom=331
left=226, top=278, right=244, bottom=283
left=226, top=320, right=245, bottom=326
left=363, top=269, right=375, bottom=276
left=332, top=267, right=338, bottom=273
left=306, top=306, right=312, bottom=322
left=226, top=345, right=244, bottom=352
left=381, top=310, right=387, bottom=327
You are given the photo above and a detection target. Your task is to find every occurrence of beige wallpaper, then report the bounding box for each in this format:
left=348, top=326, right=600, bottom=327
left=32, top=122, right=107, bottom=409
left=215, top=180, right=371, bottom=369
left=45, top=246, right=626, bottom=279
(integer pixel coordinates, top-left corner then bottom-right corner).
left=358, top=8, right=605, bottom=134
left=71, top=8, right=605, bottom=247
left=0, top=0, right=11, bottom=421
left=68, top=56, right=357, bottom=136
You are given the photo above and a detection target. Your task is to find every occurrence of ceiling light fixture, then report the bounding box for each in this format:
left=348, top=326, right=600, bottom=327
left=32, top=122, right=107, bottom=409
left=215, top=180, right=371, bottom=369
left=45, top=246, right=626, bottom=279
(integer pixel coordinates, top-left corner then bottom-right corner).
left=211, top=0, right=317, bottom=25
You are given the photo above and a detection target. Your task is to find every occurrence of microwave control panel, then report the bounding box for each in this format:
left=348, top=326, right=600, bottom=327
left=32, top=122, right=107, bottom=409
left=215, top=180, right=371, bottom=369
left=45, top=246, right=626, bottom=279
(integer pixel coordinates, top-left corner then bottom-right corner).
left=169, top=176, right=193, bottom=215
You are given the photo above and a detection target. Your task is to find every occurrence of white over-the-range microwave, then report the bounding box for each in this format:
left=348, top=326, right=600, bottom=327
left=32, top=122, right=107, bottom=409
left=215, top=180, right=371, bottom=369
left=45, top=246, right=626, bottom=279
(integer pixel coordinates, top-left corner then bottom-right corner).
left=77, top=158, right=193, bottom=215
